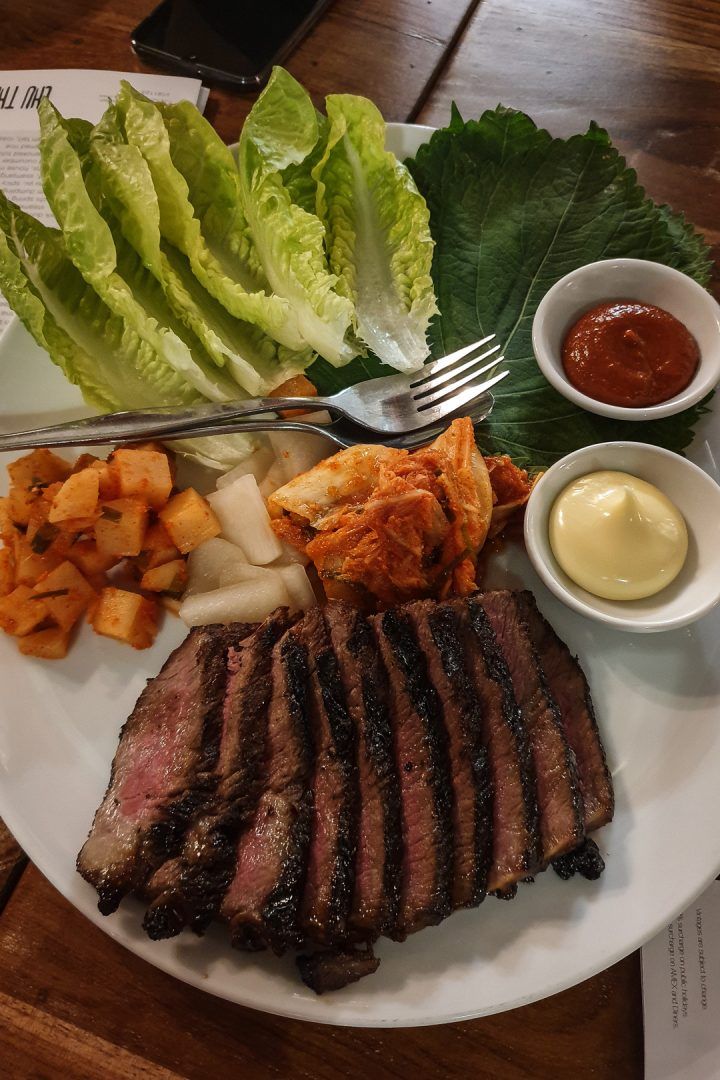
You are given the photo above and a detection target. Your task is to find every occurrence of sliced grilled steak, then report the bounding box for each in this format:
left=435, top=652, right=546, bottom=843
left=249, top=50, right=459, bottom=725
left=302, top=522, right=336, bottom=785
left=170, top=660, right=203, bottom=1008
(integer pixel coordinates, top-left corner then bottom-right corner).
left=515, top=592, right=614, bottom=831
left=404, top=601, right=492, bottom=909
left=552, top=837, right=606, bottom=880
left=373, top=609, right=453, bottom=938
left=77, top=624, right=240, bottom=915
left=478, top=591, right=584, bottom=865
left=299, top=608, right=358, bottom=944
left=78, top=584, right=610, bottom=992
left=297, top=945, right=380, bottom=994
left=324, top=602, right=402, bottom=941
left=142, top=611, right=293, bottom=940
left=220, top=622, right=314, bottom=953
left=462, top=597, right=540, bottom=892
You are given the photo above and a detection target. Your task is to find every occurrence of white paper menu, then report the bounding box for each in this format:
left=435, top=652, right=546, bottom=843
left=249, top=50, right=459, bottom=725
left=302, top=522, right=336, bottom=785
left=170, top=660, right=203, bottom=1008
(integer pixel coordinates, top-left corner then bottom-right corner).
left=0, top=69, right=208, bottom=333
left=642, top=879, right=720, bottom=1079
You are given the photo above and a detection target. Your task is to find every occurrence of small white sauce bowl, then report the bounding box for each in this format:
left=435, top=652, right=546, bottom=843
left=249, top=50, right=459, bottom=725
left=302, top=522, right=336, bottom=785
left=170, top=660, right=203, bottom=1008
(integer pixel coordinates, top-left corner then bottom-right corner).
left=524, top=441, right=720, bottom=632
left=532, top=258, right=720, bottom=420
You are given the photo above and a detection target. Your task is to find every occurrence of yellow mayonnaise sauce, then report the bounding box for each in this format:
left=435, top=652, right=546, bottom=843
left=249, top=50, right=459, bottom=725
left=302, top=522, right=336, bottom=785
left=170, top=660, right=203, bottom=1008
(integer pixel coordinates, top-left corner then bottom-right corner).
left=549, top=470, right=688, bottom=601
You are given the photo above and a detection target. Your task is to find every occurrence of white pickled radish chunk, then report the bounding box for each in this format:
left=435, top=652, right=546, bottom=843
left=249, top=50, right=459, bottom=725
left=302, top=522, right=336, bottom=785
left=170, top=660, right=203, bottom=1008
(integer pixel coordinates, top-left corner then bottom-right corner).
left=278, top=564, right=317, bottom=612
left=267, top=410, right=334, bottom=483
left=216, top=444, right=275, bottom=489
left=206, top=482, right=251, bottom=552
left=300, top=409, right=333, bottom=425
left=218, top=562, right=277, bottom=587
left=271, top=540, right=309, bottom=567
left=185, top=537, right=248, bottom=596
left=258, top=460, right=290, bottom=500
left=207, top=475, right=282, bottom=564
left=180, top=576, right=291, bottom=627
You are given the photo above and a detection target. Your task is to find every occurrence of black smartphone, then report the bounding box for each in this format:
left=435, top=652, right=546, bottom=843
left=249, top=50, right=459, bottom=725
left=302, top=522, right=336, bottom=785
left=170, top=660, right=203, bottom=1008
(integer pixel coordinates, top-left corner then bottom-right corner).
left=131, top=0, right=335, bottom=90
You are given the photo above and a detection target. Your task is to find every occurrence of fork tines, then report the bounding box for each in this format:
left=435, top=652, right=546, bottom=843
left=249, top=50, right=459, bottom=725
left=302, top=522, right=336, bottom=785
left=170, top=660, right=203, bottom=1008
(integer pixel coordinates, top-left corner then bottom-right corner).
left=410, top=335, right=507, bottom=411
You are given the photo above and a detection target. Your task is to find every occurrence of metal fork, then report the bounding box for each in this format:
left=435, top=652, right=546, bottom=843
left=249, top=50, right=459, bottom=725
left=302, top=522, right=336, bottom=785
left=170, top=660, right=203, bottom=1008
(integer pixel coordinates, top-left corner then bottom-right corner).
left=163, top=396, right=499, bottom=452
left=0, top=336, right=506, bottom=453
left=0, top=396, right=498, bottom=455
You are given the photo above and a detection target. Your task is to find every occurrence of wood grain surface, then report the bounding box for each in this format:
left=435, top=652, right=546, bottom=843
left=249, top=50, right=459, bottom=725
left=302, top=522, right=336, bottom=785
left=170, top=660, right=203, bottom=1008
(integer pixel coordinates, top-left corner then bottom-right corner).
left=419, top=0, right=720, bottom=273
left=1, top=0, right=480, bottom=138
left=3, top=0, right=720, bottom=1074
left=0, top=821, right=25, bottom=912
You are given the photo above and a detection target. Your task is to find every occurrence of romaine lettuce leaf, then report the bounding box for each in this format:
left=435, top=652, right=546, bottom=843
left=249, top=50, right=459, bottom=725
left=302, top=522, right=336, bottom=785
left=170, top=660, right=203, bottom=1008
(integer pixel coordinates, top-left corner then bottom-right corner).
left=90, top=116, right=313, bottom=396
left=314, top=94, right=437, bottom=371
left=158, top=99, right=264, bottom=285
left=38, top=98, right=239, bottom=403
left=159, top=244, right=312, bottom=396
left=0, top=201, right=119, bottom=414
left=112, top=232, right=242, bottom=403
left=238, top=67, right=356, bottom=366
left=281, top=111, right=329, bottom=215
left=0, top=193, right=255, bottom=470
left=407, top=106, right=713, bottom=466
left=116, top=83, right=309, bottom=353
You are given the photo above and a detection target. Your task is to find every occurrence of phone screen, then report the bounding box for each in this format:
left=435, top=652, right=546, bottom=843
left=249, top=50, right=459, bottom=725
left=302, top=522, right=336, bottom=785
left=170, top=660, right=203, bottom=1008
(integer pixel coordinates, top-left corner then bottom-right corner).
left=132, top=0, right=331, bottom=87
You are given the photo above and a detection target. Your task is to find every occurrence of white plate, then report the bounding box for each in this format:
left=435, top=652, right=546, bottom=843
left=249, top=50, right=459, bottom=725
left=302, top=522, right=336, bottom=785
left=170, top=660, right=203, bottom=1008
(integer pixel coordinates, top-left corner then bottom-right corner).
left=1, top=124, right=720, bottom=1028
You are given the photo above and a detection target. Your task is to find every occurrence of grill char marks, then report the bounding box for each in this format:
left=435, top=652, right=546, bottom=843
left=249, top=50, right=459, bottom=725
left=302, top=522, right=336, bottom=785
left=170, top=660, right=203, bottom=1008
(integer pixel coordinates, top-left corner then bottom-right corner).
left=77, top=624, right=237, bottom=915
left=374, top=609, right=453, bottom=938
left=297, top=945, right=380, bottom=994
left=78, top=588, right=613, bottom=994
left=142, top=612, right=293, bottom=940
left=407, top=602, right=492, bottom=909
left=478, top=591, right=584, bottom=865
left=515, top=592, right=614, bottom=832
left=324, top=603, right=402, bottom=941
left=221, top=623, right=314, bottom=953
left=462, top=598, right=540, bottom=892
left=299, top=608, right=358, bottom=944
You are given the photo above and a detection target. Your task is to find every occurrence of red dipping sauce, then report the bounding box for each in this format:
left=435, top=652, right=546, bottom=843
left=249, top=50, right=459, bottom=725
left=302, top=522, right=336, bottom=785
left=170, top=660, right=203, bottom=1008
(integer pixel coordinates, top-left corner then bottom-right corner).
left=561, top=300, right=700, bottom=407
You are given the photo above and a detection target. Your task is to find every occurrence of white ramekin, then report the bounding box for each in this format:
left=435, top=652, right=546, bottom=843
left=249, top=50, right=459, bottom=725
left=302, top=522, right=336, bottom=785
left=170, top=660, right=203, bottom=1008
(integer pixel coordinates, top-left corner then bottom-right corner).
left=532, top=259, right=720, bottom=420
left=524, top=441, right=720, bottom=632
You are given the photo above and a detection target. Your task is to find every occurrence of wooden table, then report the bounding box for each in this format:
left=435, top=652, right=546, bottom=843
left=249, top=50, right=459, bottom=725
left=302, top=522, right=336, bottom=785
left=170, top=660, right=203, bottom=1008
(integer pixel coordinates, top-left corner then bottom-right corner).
left=1, top=0, right=719, bottom=1074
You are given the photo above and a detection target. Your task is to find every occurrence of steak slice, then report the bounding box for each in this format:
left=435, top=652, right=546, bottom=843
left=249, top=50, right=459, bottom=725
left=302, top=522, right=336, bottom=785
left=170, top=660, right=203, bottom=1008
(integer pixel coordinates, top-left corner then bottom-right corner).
left=515, top=592, right=614, bottom=831
left=142, top=611, right=293, bottom=939
left=299, top=608, right=358, bottom=944
left=478, top=591, right=584, bottom=865
left=373, top=608, right=453, bottom=938
left=324, top=602, right=402, bottom=941
left=404, top=601, right=493, bottom=909
left=462, top=597, right=540, bottom=892
left=220, top=621, right=314, bottom=953
left=77, top=624, right=240, bottom=915
left=297, top=945, right=380, bottom=994
left=552, top=837, right=606, bottom=880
